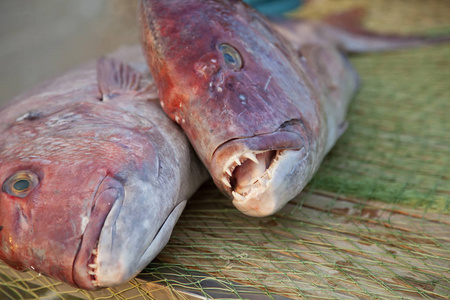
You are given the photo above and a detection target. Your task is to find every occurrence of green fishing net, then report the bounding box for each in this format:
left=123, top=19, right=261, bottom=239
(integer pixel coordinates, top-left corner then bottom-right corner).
left=1, top=0, right=449, bottom=299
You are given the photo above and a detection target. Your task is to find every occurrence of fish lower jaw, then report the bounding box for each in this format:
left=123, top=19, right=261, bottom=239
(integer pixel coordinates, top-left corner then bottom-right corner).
left=222, top=149, right=285, bottom=202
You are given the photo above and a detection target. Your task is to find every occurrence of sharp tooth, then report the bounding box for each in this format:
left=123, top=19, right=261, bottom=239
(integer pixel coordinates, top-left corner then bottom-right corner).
left=226, top=169, right=232, bottom=176
left=266, top=170, right=272, bottom=179
left=92, top=280, right=99, bottom=287
left=234, top=158, right=241, bottom=166
left=92, top=249, right=98, bottom=256
left=242, top=152, right=259, bottom=164
left=89, top=264, right=97, bottom=269
left=88, top=271, right=96, bottom=275
left=222, top=177, right=231, bottom=188
left=232, top=191, right=246, bottom=201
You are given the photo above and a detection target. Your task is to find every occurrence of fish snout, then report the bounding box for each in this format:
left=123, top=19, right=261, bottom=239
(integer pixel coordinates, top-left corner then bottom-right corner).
left=72, top=176, right=125, bottom=290
left=232, top=148, right=309, bottom=217
left=211, top=127, right=307, bottom=216
left=91, top=196, right=187, bottom=288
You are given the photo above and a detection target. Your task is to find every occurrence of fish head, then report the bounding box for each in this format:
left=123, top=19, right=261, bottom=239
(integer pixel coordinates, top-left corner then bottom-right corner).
left=0, top=64, right=187, bottom=289
left=0, top=135, right=127, bottom=288
left=141, top=0, right=322, bottom=216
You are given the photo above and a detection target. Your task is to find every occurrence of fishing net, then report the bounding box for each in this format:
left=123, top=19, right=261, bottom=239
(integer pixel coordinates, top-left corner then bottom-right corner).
left=1, top=0, right=449, bottom=299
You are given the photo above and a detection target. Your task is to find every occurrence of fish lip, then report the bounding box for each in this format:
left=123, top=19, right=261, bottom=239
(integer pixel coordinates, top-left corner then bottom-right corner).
left=72, top=176, right=124, bottom=290
left=210, top=129, right=305, bottom=195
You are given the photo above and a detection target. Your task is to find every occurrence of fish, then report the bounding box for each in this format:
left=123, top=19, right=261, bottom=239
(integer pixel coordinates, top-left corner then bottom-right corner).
left=139, top=0, right=449, bottom=217
left=0, top=46, right=208, bottom=290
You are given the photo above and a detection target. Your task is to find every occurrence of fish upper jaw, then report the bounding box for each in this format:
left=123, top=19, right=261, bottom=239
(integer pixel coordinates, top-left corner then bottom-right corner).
left=211, top=129, right=307, bottom=217
left=72, top=176, right=124, bottom=290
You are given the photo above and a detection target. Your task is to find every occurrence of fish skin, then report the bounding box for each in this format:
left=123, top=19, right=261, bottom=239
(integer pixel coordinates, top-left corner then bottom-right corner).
left=140, top=0, right=358, bottom=216
left=0, top=46, right=208, bottom=290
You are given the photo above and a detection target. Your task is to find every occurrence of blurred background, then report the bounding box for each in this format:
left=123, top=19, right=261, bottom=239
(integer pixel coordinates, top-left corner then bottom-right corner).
left=0, top=0, right=139, bottom=103
left=245, top=0, right=301, bottom=15
left=0, top=0, right=301, bottom=104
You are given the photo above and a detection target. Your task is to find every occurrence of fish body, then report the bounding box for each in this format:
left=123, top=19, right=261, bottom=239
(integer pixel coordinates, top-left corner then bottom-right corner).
left=140, top=0, right=358, bottom=216
left=0, top=46, right=208, bottom=289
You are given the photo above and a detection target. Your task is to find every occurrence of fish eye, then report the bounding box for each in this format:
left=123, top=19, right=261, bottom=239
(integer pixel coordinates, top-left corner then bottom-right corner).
left=218, top=43, right=243, bottom=70
left=2, top=171, right=39, bottom=198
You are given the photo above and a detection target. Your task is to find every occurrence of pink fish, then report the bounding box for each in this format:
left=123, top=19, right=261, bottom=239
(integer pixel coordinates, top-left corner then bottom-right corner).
left=140, top=0, right=448, bottom=217
left=0, top=46, right=208, bottom=290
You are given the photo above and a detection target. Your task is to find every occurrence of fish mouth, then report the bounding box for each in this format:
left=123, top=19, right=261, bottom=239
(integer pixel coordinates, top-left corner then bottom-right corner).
left=91, top=199, right=187, bottom=287
left=229, top=148, right=308, bottom=216
left=72, top=176, right=125, bottom=290
left=228, top=150, right=285, bottom=196
left=211, top=126, right=307, bottom=216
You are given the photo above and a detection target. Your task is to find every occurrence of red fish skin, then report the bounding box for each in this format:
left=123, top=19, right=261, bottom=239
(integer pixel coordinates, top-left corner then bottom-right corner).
left=0, top=46, right=208, bottom=289
left=0, top=109, right=133, bottom=286
left=0, top=66, right=128, bottom=285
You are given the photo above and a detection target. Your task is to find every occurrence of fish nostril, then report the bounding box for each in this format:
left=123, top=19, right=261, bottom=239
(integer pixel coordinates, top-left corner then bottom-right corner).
left=194, top=54, right=221, bottom=78
left=226, top=82, right=235, bottom=91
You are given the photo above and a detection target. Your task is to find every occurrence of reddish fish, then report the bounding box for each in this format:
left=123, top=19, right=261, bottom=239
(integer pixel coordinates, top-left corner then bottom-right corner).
left=140, top=0, right=448, bottom=217
left=0, top=46, right=208, bottom=289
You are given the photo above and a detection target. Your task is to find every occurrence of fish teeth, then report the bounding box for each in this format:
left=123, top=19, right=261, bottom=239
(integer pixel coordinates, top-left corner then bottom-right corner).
left=232, top=191, right=246, bottom=202
left=223, top=151, right=264, bottom=182
left=88, top=271, right=96, bottom=275
left=92, top=249, right=98, bottom=256
left=242, top=152, right=259, bottom=164
left=92, top=280, right=99, bottom=287
left=89, top=264, right=97, bottom=269
left=222, top=177, right=231, bottom=188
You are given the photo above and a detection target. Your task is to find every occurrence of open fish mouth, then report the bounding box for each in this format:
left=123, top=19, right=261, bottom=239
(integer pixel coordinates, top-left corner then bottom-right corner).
left=211, top=127, right=307, bottom=216
left=72, top=176, right=125, bottom=290
left=223, top=149, right=285, bottom=199
left=229, top=148, right=308, bottom=217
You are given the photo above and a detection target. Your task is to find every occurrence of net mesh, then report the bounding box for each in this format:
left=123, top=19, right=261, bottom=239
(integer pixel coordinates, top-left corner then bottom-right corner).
left=1, top=0, right=449, bottom=299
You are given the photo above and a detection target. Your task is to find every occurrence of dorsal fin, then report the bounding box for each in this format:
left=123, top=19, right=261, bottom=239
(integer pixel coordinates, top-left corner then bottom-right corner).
left=96, top=57, right=141, bottom=101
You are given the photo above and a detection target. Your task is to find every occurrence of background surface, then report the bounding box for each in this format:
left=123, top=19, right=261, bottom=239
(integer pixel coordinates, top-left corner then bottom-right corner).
left=1, top=0, right=449, bottom=299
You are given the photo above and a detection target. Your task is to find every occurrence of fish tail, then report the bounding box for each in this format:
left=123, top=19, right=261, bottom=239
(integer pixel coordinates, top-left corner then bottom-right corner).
left=317, top=7, right=450, bottom=53
left=276, top=7, right=450, bottom=54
